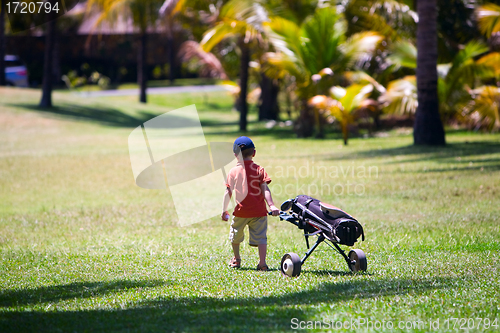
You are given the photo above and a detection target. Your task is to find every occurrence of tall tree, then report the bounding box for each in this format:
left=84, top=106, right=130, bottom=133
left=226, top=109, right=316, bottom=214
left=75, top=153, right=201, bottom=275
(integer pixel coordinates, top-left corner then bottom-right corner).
left=39, top=10, right=57, bottom=108
left=87, top=0, right=164, bottom=103
left=200, top=0, right=267, bottom=131
left=413, top=0, right=445, bottom=145
left=0, top=0, right=6, bottom=86
left=159, top=0, right=185, bottom=83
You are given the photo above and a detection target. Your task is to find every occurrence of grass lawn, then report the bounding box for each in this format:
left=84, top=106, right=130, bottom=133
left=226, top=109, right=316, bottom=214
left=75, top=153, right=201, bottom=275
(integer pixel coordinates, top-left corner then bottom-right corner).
left=0, top=87, right=499, bottom=332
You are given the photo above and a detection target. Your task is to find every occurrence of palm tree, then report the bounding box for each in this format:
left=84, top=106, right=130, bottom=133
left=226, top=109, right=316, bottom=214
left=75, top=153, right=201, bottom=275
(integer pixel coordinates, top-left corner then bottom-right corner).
left=413, top=0, right=445, bottom=145
left=199, top=0, right=267, bottom=131
left=87, top=0, right=164, bottom=103
left=159, top=0, right=185, bottom=83
left=309, top=83, right=374, bottom=144
left=40, top=5, right=58, bottom=108
left=0, top=0, right=6, bottom=86
left=264, top=6, right=382, bottom=137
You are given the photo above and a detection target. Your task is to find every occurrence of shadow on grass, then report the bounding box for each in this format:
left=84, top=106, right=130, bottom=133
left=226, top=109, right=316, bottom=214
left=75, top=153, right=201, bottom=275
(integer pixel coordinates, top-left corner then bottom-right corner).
left=1, top=276, right=459, bottom=332
left=304, top=269, right=371, bottom=277
left=347, top=141, right=500, bottom=160
left=204, top=125, right=306, bottom=140
left=12, top=103, right=274, bottom=134
left=0, top=280, right=168, bottom=307
left=237, top=267, right=280, bottom=272
left=322, top=141, right=500, bottom=171
left=10, top=103, right=161, bottom=128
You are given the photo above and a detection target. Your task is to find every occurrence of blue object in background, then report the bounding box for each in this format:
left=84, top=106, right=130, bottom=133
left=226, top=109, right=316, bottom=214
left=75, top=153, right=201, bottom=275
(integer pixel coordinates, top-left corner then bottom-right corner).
left=4, top=55, right=29, bottom=87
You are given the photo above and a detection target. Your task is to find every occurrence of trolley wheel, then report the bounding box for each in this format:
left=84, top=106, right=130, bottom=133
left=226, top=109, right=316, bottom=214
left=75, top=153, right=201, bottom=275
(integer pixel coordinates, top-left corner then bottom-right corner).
left=280, top=252, right=302, bottom=277
left=348, top=249, right=367, bottom=272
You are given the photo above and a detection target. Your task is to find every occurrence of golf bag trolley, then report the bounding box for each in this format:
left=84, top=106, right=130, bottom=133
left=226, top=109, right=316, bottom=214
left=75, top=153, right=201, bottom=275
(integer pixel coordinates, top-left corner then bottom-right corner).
left=273, top=195, right=367, bottom=277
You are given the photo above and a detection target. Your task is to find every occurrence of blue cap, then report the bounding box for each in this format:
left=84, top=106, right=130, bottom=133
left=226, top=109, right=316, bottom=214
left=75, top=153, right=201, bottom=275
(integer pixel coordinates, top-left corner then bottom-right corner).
left=233, top=136, right=255, bottom=153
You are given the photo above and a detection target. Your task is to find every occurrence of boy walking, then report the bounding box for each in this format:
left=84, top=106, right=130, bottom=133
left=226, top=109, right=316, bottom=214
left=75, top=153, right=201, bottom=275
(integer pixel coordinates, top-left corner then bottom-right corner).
left=221, top=136, right=279, bottom=271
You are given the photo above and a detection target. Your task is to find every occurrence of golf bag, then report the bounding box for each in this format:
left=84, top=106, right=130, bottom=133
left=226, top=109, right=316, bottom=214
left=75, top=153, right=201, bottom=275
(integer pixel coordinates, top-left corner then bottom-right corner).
left=291, top=195, right=364, bottom=246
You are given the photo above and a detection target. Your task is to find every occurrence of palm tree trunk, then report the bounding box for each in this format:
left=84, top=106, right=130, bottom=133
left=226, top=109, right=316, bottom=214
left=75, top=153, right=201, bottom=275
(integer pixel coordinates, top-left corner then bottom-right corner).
left=342, top=123, right=349, bottom=145
left=167, top=35, right=175, bottom=83
left=238, top=39, right=250, bottom=131
left=39, top=17, right=56, bottom=108
left=138, top=30, right=147, bottom=103
left=258, top=72, right=279, bottom=121
left=0, top=0, right=6, bottom=86
left=413, top=0, right=445, bottom=145
left=295, top=99, right=314, bottom=138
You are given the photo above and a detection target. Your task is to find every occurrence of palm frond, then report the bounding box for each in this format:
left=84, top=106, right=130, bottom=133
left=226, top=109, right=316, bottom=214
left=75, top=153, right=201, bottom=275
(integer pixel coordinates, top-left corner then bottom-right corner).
left=300, top=7, right=347, bottom=74
left=199, top=0, right=267, bottom=51
left=264, top=17, right=302, bottom=59
left=445, top=41, right=491, bottom=95
left=345, top=71, right=386, bottom=93
left=338, top=84, right=374, bottom=112
left=262, top=52, right=305, bottom=82
left=477, top=52, right=500, bottom=78
left=160, top=0, right=186, bottom=18
left=378, top=75, right=417, bottom=115
left=370, top=0, right=418, bottom=23
left=476, top=3, right=500, bottom=38
left=178, top=41, right=228, bottom=79
left=386, top=40, right=416, bottom=69
left=342, top=31, right=383, bottom=68
left=461, top=85, right=500, bottom=130
left=86, top=0, right=163, bottom=32
left=200, top=22, right=237, bottom=52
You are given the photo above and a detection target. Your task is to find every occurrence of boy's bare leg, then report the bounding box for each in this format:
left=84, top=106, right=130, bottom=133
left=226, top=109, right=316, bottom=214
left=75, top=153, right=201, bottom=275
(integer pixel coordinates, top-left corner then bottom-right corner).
left=258, top=244, right=267, bottom=266
left=232, top=243, right=241, bottom=259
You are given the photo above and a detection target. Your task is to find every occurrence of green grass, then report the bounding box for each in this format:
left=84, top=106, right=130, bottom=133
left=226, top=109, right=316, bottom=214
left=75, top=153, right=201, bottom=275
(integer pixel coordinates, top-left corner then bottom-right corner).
left=1, top=87, right=499, bottom=332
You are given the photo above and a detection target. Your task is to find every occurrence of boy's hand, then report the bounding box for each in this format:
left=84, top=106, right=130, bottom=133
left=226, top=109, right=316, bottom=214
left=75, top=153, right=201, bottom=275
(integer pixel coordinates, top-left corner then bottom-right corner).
left=269, top=205, right=280, bottom=216
left=221, top=211, right=230, bottom=221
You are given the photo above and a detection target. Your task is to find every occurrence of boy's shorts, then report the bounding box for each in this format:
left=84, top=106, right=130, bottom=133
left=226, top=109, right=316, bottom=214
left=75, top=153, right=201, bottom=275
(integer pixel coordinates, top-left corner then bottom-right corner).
left=229, top=216, right=267, bottom=246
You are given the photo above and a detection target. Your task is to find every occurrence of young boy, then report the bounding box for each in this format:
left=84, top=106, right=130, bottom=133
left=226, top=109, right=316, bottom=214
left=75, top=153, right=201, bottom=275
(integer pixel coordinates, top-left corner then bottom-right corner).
left=221, top=136, right=280, bottom=271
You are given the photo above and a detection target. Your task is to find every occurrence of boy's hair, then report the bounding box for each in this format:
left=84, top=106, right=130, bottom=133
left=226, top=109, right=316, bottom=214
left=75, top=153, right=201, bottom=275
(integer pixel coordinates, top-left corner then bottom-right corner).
left=241, top=147, right=255, bottom=158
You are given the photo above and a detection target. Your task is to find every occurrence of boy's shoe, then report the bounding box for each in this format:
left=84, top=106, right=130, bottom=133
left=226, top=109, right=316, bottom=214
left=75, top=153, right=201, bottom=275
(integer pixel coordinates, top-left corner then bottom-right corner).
left=256, top=263, right=269, bottom=271
left=228, top=257, right=241, bottom=268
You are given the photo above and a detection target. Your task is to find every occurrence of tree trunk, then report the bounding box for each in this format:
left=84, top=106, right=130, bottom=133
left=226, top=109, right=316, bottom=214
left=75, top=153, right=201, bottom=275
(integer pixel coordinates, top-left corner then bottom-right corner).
left=413, top=0, right=445, bottom=145
left=294, top=99, right=314, bottom=138
left=138, top=31, right=147, bottom=103
left=342, top=123, right=349, bottom=145
left=167, top=35, right=175, bottom=83
left=0, top=0, right=6, bottom=86
left=258, top=72, right=280, bottom=121
left=52, top=32, right=61, bottom=85
left=39, top=18, right=56, bottom=108
left=238, top=39, right=250, bottom=132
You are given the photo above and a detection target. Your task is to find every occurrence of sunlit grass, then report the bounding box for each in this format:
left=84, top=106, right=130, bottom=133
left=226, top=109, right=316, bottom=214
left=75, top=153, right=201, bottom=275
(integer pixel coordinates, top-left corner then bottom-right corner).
left=0, top=87, right=499, bottom=332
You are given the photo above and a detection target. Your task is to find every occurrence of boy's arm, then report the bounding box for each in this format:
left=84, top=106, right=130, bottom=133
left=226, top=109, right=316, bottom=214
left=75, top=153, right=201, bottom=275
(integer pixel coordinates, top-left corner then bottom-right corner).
left=261, top=183, right=279, bottom=216
left=221, top=187, right=232, bottom=221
